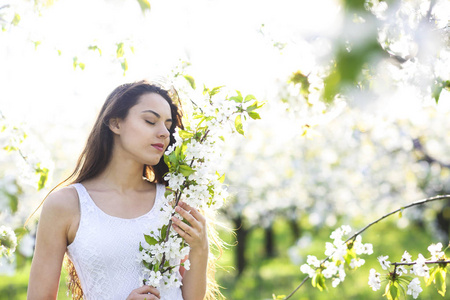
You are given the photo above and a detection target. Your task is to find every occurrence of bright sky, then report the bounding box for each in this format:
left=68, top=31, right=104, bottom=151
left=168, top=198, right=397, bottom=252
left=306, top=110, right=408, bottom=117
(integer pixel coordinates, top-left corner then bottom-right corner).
left=0, top=0, right=341, bottom=120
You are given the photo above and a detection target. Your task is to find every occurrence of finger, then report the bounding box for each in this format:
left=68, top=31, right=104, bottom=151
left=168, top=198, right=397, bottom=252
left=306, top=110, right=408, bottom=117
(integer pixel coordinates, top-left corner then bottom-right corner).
left=133, top=286, right=161, bottom=298
left=178, top=202, right=206, bottom=224
left=172, top=216, right=194, bottom=236
left=172, top=222, right=192, bottom=241
left=175, top=205, right=198, bottom=228
left=146, top=286, right=160, bottom=298
left=140, top=295, right=159, bottom=300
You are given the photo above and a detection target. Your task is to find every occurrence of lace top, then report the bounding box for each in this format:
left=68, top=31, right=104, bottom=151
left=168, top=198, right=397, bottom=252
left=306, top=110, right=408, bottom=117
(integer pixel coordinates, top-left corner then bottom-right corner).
left=67, top=183, right=184, bottom=300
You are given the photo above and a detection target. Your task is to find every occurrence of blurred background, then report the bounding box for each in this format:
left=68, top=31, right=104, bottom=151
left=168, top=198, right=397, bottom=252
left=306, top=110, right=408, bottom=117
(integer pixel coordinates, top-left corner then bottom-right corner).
left=1, top=0, right=449, bottom=299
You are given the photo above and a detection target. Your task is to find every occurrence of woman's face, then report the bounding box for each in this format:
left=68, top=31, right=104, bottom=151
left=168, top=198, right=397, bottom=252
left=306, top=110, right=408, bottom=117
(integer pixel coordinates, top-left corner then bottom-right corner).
left=113, top=92, right=173, bottom=166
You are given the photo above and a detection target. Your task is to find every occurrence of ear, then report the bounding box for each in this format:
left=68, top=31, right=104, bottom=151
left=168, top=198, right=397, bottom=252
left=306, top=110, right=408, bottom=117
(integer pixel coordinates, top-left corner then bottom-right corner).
left=108, top=118, right=121, bottom=135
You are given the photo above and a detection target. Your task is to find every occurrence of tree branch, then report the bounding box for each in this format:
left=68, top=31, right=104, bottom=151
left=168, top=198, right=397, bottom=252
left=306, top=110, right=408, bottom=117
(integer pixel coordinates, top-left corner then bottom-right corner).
left=283, top=194, right=450, bottom=300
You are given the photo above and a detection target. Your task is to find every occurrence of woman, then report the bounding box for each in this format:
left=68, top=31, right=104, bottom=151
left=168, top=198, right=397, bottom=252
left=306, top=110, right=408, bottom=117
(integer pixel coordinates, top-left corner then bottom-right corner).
left=28, top=81, right=215, bottom=300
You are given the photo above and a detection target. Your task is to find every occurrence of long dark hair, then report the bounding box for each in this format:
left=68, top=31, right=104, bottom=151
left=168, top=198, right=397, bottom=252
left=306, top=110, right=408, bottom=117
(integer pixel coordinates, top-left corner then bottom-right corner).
left=36, top=80, right=222, bottom=299
left=68, top=80, right=184, bottom=185
left=60, top=80, right=183, bottom=299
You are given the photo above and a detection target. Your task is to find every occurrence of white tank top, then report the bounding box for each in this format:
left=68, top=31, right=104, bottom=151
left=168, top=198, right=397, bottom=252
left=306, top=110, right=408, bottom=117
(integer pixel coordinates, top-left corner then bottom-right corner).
left=67, top=183, right=184, bottom=300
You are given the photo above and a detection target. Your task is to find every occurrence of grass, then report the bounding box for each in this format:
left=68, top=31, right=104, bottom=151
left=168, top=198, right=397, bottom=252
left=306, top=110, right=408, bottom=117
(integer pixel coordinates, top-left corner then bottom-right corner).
left=1, top=218, right=449, bottom=299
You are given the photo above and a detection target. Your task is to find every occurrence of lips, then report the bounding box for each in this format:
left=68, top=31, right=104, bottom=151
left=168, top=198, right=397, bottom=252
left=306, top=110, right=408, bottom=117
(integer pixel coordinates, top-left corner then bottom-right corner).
left=152, top=143, right=165, bottom=152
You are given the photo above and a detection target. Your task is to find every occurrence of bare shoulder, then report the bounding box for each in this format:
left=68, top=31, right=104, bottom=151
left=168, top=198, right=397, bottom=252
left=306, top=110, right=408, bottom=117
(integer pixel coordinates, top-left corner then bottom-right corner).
left=41, top=185, right=80, bottom=218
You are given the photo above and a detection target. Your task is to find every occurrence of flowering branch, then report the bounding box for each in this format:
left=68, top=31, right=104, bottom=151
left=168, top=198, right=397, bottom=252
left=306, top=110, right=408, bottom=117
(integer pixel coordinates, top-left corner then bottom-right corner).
left=283, top=194, right=450, bottom=300
left=138, top=84, right=263, bottom=290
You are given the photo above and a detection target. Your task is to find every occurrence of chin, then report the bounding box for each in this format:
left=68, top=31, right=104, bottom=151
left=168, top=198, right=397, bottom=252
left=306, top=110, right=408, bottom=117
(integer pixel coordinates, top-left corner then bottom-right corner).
left=145, top=156, right=163, bottom=166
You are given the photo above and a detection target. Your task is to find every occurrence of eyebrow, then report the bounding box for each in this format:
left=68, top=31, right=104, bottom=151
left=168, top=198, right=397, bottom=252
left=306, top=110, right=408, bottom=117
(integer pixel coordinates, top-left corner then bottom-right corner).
left=141, top=110, right=173, bottom=123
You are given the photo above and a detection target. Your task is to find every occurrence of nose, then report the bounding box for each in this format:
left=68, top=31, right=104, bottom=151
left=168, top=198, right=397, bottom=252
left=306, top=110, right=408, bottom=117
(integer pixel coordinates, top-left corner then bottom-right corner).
left=158, top=124, right=170, bottom=138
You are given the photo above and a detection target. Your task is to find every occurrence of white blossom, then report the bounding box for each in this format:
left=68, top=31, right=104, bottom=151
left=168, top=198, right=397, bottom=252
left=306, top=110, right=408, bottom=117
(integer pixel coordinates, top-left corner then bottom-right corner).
left=332, top=278, right=340, bottom=287
left=401, top=251, right=412, bottom=263
left=368, top=268, right=381, bottom=291
left=377, top=255, right=391, bottom=270
left=322, top=261, right=339, bottom=278
left=411, top=254, right=429, bottom=277
left=350, top=258, right=365, bottom=269
left=306, top=255, right=321, bottom=268
left=0, top=225, right=17, bottom=259
left=300, top=264, right=316, bottom=278
left=396, top=265, right=408, bottom=276
left=428, top=243, right=445, bottom=260
left=183, top=259, right=190, bottom=270
left=407, top=278, right=423, bottom=299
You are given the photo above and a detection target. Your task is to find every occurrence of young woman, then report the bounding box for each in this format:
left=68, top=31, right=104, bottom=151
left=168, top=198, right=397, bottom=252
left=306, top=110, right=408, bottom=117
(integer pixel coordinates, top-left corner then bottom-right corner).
left=27, top=81, right=217, bottom=300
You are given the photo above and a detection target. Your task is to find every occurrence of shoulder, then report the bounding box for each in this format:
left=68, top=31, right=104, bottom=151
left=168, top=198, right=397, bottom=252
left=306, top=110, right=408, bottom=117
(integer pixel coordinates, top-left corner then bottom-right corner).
left=41, top=185, right=80, bottom=219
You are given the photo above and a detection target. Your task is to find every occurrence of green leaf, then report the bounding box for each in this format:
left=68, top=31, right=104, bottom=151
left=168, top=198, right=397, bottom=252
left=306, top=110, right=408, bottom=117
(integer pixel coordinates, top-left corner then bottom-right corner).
left=160, top=225, right=168, bottom=240
left=73, top=57, right=82, bottom=70
left=217, top=172, right=225, bottom=183
left=435, top=268, right=446, bottom=297
left=209, top=86, right=223, bottom=96
left=323, top=39, right=381, bottom=103
left=248, top=111, right=261, bottom=120
left=179, top=165, right=195, bottom=177
left=121, top=59, right=128, bottom=75
left=184, top=75, right=196, bottom=89
left=432, top=79, right=450, bottom=104
left=12, top=13, right=20, bottom=26
left=8, top=194, right=18, bottom=213
left=116, top=42, right=125, bottom=58
left=289, top=71, right=311, bottom=98
left=178, top=130, right=194, bottom=139
left=318, top=273, right=327, bottom=291
left=88, top=45, right=102, bottom=56
left=136, top=0, right=151, bottom=13
left=229, top=91, right=243, bottom=103
left=36, top=167, right=49, bottom=190
left=389, top=283, right=398, bottom=300
left=33, top=41, right=41, bottom=50
left=14, top=227, right=28, bottom=240
left=235, top=114, right=244, bottom=135
left=384, top=282, right=392, bottom=300
left=144, top=234, right=158, bottom=246
left=244, top=94, right=256, bottom=102
left=427, top=266, right=439, bottom=286
left=246, top=101, right=263, bottom=112
left=3, top=145, right=18, bottom=152
left=312, top=273, right=327, bottom=291
left=163, top=154, right=171, bottom=167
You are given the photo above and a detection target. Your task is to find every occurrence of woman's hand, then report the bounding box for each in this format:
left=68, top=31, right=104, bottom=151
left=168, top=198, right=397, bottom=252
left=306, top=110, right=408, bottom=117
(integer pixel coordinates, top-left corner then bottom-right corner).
left=172, top=202, right=209, bottom=300
left=126, top=286, right=160, bottom=300
left=172, top=202, right=208, bottom=254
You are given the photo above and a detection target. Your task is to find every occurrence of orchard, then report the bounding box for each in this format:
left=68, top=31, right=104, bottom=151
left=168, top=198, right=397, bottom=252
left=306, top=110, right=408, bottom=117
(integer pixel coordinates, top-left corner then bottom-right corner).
left=1, top=0, right=449, bottom=299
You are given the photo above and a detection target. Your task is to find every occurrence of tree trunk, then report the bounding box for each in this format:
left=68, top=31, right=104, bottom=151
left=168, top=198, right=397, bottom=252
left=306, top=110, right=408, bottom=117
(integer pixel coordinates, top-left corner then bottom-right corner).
left=289, top=219, right=301, bottom=241
left=265, top=225, right=275, bottom=258
left=234, top=216, right=247, bottom=276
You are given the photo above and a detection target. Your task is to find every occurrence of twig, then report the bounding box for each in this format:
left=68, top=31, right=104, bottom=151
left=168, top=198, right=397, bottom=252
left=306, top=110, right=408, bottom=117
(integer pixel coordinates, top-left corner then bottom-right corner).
left=158, top=129, right=210, bottom=272
left=393, top=260, right=450, bottom=267
left=283, top=194, right=450, bottom=300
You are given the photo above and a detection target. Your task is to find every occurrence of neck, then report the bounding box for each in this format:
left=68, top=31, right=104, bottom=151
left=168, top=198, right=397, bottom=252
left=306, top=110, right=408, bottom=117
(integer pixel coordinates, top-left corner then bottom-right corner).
left=95, top=149, right=149, bottom=192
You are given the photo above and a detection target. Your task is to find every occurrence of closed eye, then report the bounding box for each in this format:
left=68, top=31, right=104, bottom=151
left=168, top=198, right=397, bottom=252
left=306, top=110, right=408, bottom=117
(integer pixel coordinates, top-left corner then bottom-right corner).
left=145, top=120, right=155, bottom=125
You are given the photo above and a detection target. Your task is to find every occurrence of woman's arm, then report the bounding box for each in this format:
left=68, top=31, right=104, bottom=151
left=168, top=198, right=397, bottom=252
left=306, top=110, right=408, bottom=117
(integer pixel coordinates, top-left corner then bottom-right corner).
left=171, top=202, right=209, bottom=300
left=27, top=187, right=80, bottom=300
